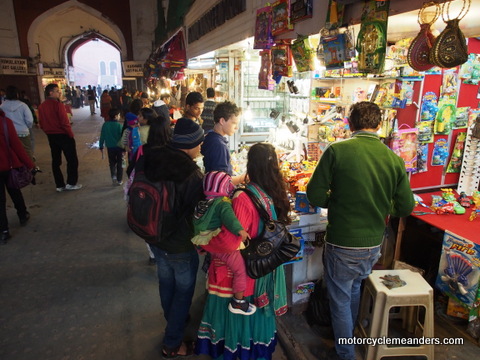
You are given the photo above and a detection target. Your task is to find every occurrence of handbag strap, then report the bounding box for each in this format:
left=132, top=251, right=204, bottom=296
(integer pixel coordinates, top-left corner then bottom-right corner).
left=234, top=187, right=271, bottom=223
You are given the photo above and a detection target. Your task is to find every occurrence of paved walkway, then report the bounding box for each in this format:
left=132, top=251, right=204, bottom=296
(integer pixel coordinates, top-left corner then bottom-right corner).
left=0, top=107, right=286, bottom=360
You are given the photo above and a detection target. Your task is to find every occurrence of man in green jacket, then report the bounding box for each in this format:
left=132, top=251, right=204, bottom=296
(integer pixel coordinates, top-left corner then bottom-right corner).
left=307, top=101, right=415, bottom=360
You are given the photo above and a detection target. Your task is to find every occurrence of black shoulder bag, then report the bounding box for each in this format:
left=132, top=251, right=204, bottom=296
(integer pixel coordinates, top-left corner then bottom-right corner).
left=238, top=188, right=300, bottom=279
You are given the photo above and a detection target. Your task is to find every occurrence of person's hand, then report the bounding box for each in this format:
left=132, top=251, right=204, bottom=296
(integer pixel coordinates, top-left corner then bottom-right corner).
left=239, top=229, right=249, bottom=243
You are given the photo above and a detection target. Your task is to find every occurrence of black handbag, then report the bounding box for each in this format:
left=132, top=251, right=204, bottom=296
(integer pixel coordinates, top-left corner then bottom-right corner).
left=238, top=188, right=300, bottom=279
left=2, top=117, right=33, bottom=189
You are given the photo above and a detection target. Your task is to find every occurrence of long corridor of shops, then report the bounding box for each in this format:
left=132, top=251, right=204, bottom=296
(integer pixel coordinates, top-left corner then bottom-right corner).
left=0, top=107, right=284, bottom=360
left=1, top=107, right=480, bottom=360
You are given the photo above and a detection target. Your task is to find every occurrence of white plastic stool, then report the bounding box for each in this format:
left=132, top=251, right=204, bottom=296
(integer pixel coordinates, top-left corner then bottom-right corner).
left=357, top=269, right=434, bottom=360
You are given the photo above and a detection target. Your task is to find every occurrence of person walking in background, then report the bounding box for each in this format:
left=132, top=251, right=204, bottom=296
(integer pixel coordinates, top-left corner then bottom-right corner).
left=87, top=85, right=96, bottom=115
left=0, top=86, right=35, bottom=163
left=201, top=101, right=244, bottom=185
left=183, top=91, right=204, bottom=125
left=196, top=142, right=291, bottom=359
left=38, top=83, right=82, bottom=192
left=99, top=108, right=124, bottom=186
left=306, top=101, right=415, bottom=360
left=201, top=87, right=216, bottom=131
left=140, top=118, right=204, bottom=357
left=152, top=92, right=171, bottom=122
left=100, top=90, right=112, bottom=120
left=0, top=110, right=35, bottom=243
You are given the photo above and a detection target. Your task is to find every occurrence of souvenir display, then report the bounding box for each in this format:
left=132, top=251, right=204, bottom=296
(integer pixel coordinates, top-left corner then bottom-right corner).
left=432, top=138, right=450, bottom=166
left=434, top=102, right=456, bottom=135
left=453, top=107, right=469, bottom=129
left=420, top=92, right=439, bottom=122
left=291, top=0, right=313, bottom=23
left=322, top=34, right=347, bottom=70
left=430, top=0, right=471, bottom=68
left=391, top=126, right=418, bottom=173
left=356, top=0, right=390, bottom=74
left=271, top=0, right=293, bottom=36
left=414, top=143, right=429, bottom=174
left=291, top=36, right=315, bottom=72
left=407, top=1, right=440, bottom=71
left=446, top=132, right=467, bottom=173
left=258, top=50, right=275, bottom=90
left=254, top=6, right=274, bottom=50
left=416, top=121, right=434, bottom=143
left=388, top=38, right=411, bottom=67
left=325, top=0, right=345, bottom=30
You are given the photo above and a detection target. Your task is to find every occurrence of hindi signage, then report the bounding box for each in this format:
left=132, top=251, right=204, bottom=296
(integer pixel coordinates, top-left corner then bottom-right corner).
left=122, top=61, right=144, bottom=77
left=0, top=58, right=28, bottom=75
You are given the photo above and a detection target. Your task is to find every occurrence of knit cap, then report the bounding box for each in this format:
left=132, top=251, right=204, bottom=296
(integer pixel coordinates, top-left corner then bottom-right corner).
left=125, top=112, right=138, bottom=126
left=203, top=171, right=235, bottom=199
left=172, top=117, right=204, bottom=149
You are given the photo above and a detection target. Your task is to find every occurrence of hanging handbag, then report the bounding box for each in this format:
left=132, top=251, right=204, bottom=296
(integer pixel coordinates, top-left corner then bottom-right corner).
left=2, top=117, right=33, bottom=189
left=429, top=0, right=470, bottom=69
left=237, top=187, right=300, bottom=279
left=407, top=1, right=440, bottom=71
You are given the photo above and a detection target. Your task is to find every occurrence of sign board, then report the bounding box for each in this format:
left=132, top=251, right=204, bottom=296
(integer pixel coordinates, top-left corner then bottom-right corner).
left=43, top=68, right=65, bottom=77
left=0, top=57, right=28, bottom=75
left=122, top=61, right=144, bottom=77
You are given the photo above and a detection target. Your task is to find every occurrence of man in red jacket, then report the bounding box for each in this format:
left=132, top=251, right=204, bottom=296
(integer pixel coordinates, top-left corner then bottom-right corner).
left=38, top=84, right=82, bottom=192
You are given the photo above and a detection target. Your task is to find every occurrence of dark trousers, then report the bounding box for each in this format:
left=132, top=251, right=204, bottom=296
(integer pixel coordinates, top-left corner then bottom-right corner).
left=0, top=171, right=28, bottom=232
left=46, top=134, right=79, bottom=188
left=107, top=147, right=124, bottom=182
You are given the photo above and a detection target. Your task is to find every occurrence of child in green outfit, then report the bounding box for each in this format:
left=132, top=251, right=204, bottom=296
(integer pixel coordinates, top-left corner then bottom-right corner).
left=99, top=108, right=124, bottom=185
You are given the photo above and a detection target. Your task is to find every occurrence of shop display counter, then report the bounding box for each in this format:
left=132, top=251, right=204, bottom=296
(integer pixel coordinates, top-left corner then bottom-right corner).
left=285, top=211, right=327, bottom=313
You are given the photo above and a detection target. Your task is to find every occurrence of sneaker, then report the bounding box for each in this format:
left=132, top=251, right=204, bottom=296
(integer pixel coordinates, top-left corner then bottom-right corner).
left=117, top=181, right=123, bottom=186
left=228, top=298, right=257, bottom=315
left=19, top=212, right=30, bottom=226
left=56, top=187, right=66, bottom=192
left=65, top=184, right=82, bottom=191
left=112, top=177, right=117, bottom=185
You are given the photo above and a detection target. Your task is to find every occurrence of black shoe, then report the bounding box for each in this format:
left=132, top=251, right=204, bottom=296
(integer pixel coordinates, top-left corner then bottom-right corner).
left=1, top=231, right=11, bottom=244
left=19, top=212, right=30, bottom=226
left=148, top=257, right=156, bottom=265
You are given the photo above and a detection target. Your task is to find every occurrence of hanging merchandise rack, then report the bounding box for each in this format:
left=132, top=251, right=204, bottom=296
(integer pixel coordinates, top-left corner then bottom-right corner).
left=457, top=125, right=480, bottom=195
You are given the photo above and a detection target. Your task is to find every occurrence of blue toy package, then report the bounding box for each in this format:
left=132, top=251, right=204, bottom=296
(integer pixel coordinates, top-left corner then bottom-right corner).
left=295, top=192, right=319, bottom=214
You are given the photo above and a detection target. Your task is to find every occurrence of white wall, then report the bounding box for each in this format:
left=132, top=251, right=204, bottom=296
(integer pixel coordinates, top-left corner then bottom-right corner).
left=0, top=0, right=21, bottom=57
left=129, top=0, right=158, bottom=61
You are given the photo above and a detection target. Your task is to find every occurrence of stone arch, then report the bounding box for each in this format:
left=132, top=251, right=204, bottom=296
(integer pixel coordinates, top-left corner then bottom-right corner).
left=27, top=0, right=127, bottom=67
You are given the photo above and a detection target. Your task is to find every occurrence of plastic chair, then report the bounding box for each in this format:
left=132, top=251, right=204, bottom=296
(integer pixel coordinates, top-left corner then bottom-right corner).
left=357, top=269, right=434, bottom=360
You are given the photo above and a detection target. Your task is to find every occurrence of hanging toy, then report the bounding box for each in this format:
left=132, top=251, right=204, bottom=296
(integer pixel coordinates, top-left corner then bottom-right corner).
left=440, top=250, right=473, bottom=296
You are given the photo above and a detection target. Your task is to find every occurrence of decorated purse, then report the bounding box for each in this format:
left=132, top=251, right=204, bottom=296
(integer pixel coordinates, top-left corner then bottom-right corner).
left=407, top=1, right=440, bottom=71
left=429, top=0, right=471, bottom=69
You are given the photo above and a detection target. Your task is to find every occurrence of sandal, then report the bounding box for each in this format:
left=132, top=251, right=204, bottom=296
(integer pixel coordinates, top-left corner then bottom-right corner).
left=161, top=341, right=194, bottom=358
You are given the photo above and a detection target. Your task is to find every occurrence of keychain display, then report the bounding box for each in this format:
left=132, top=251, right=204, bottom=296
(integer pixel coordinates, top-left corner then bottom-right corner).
left=407, top=1, right=440, bottom=71
left=430, top=0, right=471, bottom=68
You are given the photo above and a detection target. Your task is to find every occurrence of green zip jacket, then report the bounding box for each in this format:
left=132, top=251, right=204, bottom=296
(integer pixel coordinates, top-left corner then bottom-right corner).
left=306, top=131, right=415, bottom=248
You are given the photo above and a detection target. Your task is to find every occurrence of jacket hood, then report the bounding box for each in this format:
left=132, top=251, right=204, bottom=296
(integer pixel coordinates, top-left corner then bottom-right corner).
left=0, top=100, right=24, bottom=112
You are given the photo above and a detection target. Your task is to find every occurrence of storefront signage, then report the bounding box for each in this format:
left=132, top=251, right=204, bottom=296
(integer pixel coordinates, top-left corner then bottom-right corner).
left=43, top=68, right=65, bottom=77
left=0, top=57, right=28, bottom=75
left=187, top=0, right=246, bottom=44
left=122, top=61, right=144, bottom=77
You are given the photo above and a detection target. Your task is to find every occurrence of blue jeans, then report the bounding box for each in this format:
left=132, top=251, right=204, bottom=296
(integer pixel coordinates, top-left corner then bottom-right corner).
left=150, top=246, right=199, bottom=349
left=324, top=243, right=381, bottom=360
